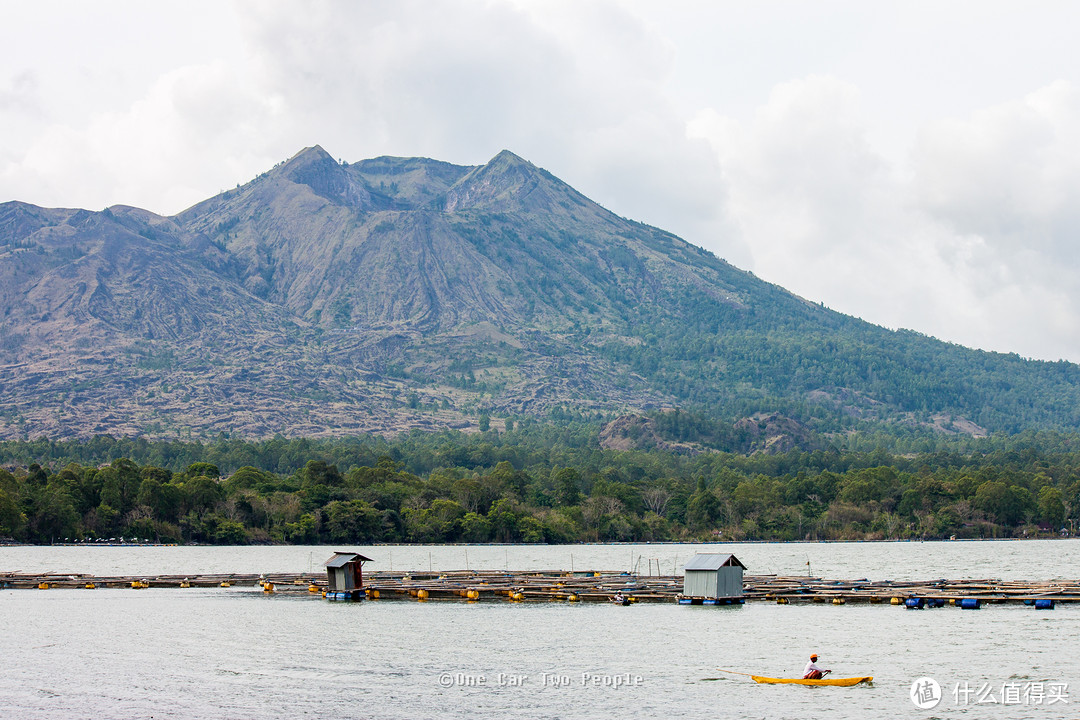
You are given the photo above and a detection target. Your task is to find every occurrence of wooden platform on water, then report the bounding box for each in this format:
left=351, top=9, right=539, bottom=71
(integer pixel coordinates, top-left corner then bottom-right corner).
left=743, top=575, right=1080, bottom=605
left=3, top=570, right=1078, bottom=605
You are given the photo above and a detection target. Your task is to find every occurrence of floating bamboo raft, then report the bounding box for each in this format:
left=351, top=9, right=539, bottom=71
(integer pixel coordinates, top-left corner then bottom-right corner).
left=3, top=570, right=1078, bottom=604
left=742, top=575, right=1080, bottom=604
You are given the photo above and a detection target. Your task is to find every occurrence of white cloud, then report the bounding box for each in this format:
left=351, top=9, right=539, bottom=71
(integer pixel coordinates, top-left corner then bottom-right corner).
left=0, top=0, right=723, bottom=224
left=0, top=70, right=40, bottom=115
left=914, top=81, right=1080, bottom=260
left=689, top=76, right=1080, bottom=361
left=1, top=59, right=287, bottom=213
left=690, top=77, right=886, bottom=260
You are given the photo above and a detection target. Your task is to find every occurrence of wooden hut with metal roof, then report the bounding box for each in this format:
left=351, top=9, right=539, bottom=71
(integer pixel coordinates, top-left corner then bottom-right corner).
left=324, top=551, right=373, bottom=600
left=680, top=553, right=746, bottom=604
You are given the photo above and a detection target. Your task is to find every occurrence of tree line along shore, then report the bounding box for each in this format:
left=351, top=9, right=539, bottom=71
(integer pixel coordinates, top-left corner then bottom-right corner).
left=0, top=423, right=1078, bottom=545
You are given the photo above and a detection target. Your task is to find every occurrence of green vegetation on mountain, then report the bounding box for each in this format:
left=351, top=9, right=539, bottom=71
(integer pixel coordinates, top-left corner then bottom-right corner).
left=2, top=420, right=1079, bottom=545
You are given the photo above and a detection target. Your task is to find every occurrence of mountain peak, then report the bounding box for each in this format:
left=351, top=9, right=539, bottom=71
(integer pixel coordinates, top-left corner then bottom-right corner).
left=286, top=144, right=333, bottom=164
left=488, top=149, right=529, bottom=166
left=274, top=145, right=375, bottom=207
left=441, top=149, right=584, bottom=213
left=278, top=144, right=338, bottom=182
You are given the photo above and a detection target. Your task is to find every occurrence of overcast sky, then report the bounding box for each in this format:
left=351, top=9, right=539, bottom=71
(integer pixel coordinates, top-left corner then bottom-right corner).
left=3, top=1, right=1080, bottom=361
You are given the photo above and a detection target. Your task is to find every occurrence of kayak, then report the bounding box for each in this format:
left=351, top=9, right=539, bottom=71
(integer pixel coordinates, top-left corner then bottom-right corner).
left=751, top=675, right=873, bottom=686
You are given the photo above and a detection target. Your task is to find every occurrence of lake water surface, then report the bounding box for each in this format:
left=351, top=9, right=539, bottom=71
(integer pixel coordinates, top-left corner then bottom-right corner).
left=2, top=540, right=1078, bottom=719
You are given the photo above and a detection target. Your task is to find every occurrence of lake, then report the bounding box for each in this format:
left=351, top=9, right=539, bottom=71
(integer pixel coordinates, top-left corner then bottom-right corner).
left=2, top=540, right=1077, bottom=719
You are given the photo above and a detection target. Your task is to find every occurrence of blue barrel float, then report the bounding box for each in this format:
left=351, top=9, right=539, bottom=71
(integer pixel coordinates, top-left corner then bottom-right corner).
left=326, top=590, right=364, bottom=601
left=1034, top=599, right=1056, bottom=610
left=904, top=597, right=925, bottom=609
left=960, top=598, right=981, bottom=610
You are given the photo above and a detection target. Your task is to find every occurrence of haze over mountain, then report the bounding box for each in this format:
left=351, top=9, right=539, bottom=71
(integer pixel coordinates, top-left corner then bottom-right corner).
left=2, top=146, right=1079, bottom=442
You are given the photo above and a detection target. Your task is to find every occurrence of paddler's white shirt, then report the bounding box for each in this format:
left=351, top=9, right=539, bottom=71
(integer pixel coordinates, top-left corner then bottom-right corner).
left=803, top=660, right=826, bottom=677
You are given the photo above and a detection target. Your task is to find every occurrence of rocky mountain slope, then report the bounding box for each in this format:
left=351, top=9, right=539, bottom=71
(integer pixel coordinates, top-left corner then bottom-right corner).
left=2, top=146, right=1079, bottom=441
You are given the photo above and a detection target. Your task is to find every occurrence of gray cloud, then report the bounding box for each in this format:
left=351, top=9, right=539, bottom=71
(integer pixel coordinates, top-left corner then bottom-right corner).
left=914, top=81, right=1080, bottom=263
left=230, top=1, right=731, bottom=249
left=0, top=70, right=40, bottom=113
left=690, top=76, right=1080, bottom=361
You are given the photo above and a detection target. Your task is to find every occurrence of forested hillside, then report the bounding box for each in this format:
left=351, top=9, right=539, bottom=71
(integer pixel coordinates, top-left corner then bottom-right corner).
left=2, top=419, right=1077, bottom=545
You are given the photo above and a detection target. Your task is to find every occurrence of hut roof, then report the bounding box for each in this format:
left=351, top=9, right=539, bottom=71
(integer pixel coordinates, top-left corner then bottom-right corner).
left=325, top=551, right=374, bottom=568
left=683, top=553, right=745, bottom=571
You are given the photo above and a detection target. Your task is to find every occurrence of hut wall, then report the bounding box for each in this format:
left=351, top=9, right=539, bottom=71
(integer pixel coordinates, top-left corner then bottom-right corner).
left=684, top=568, right=744, bottom=598
left=683, top=570, right=712, bottom=597
left=328, top=567, right=357, bottom=592
left=717, top=566, right=744, bottom=598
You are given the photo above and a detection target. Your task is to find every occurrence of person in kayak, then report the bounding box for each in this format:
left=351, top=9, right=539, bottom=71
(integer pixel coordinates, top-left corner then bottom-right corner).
left=803, top=654, right=831, bottom=679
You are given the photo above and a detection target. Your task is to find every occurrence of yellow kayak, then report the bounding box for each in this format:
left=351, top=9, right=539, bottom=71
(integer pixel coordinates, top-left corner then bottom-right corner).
left=752, top=675, right=873, bottom=686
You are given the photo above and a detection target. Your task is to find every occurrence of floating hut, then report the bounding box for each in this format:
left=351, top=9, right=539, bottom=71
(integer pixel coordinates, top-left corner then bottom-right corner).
left=324, top=551, right=373, bottom=600
left=679, top=553, right=746, bottom=605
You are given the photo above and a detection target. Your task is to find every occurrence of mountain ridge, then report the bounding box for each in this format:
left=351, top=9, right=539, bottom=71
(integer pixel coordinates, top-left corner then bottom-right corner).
left=1, top=147, right=1079, bottom=441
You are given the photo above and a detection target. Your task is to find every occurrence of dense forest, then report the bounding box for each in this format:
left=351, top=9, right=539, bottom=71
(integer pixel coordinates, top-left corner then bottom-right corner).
left=2, top=415, right=1079, bottom=545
